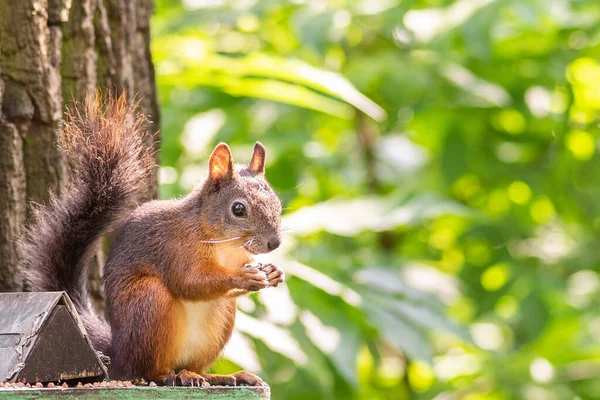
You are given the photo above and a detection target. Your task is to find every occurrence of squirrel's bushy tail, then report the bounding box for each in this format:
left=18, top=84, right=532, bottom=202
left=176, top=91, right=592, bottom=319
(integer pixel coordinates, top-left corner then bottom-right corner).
left=20, top=92, right=154, bottom=354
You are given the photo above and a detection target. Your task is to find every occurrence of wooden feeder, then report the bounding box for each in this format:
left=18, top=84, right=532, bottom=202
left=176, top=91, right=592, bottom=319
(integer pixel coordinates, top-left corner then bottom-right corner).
left=0, top=292, right=108, bottom=384
left=0, top=386, right=271, bottom=399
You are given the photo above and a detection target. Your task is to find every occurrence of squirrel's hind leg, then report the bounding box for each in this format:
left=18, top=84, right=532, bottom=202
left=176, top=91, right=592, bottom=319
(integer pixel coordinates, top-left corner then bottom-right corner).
left=199, top=373, right=237, bottom=386
left=200, top=371, right=265, bottom=386
left=108, top=274, right=182, bottom=382
left=232, top=370, right=266, bottom=386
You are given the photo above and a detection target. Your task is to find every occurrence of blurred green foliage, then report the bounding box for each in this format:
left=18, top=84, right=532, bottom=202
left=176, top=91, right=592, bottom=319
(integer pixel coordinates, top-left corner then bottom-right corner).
left=152, top=0, right=600, bottom=399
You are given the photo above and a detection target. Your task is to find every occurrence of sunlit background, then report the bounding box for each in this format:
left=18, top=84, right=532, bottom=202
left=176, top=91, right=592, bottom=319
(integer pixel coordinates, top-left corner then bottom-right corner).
left=152, top=0, right=600, bottom=399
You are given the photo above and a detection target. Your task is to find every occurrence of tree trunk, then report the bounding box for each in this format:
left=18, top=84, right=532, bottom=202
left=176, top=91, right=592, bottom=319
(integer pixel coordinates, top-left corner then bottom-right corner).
left=0, top=0, right=159, bottom=303
left=0, top=79, right=26, bottom=291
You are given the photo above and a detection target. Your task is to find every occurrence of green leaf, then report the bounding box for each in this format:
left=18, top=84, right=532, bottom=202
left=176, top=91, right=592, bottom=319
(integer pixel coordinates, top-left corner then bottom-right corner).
left=365, top=304, right=434, bottom=362
left=282, top=194, right=471, bottom=236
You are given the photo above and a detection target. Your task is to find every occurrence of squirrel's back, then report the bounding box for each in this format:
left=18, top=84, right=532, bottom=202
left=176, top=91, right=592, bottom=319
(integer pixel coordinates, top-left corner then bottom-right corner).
left=19, top=92, right=155, bottom=353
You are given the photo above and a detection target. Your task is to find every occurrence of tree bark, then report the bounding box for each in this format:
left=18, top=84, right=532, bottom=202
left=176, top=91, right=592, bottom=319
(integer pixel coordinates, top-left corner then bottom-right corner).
left=0, top=77, right=26, bottom=291
left=0, top=0, right=159, bottom=301
left=0, top=0, right=64, bottom=210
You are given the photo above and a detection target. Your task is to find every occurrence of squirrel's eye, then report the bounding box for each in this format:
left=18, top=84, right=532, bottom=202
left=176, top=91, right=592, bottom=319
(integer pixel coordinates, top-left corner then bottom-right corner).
left=232, top=202, right=246, bottom=217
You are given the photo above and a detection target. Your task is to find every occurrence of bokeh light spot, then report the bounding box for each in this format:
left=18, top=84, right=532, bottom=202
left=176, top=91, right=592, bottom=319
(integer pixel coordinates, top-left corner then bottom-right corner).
left=481, top=263, right=510, bottom=291
left=530, top=357, right=555, bottom=383
left=565, top=130, right=595, bottom=161
left=465, top=240, right=492, bottom=267
left=550, top=88, right=569, bottom=114
left=158, top=166, right=178, bottom=185
left=441, top=248, right=465, bottom=274
left=567, top=57, right=600, bottom=86
left=448, top=297, right=475, bottom=323
left=430, top=227, right=457, bottom=250
left=530, top=197, right=555, bottom=224
left=471, top=323, right=504, bottom=350
left=496, top=109, right=526, bottom=135
left=452, top=174, right=482, bottom=201
left=495, top=295, right=518, bottom=318
left=508, top=181, right=532, bottom=205
left=487, top=189, right=511, bottom=215
left=407, top=361, right=434, bottom=393
left=237, top=13, right=260, bottom=32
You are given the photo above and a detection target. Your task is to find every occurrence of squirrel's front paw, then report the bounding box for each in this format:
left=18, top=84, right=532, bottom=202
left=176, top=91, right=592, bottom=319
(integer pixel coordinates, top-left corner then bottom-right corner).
left=259, top=263, right=285, bottom=287
left=235, top=266, right=269, bottom=291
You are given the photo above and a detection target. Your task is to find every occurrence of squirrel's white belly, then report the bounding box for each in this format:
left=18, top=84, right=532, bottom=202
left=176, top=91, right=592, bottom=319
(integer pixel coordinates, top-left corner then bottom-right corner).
left=176, top=298, right=234, bottom=368
left=174, top=245, right=249, bottom=368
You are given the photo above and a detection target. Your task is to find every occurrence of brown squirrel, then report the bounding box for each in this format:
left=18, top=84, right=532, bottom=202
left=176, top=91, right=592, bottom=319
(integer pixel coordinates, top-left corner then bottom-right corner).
left=19, top=93, right=284, bottom=387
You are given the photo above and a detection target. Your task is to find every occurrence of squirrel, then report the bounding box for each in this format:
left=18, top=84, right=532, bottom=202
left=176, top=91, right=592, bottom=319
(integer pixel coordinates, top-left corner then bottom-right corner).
left=19, top=92, right=284, bottom=387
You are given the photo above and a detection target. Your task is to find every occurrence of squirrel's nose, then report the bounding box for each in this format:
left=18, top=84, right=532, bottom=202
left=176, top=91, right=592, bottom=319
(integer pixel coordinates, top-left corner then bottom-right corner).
left=267, top=237, right=281, bottom=251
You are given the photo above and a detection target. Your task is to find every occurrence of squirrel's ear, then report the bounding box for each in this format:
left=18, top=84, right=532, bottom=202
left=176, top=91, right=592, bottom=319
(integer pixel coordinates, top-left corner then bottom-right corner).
left=209, top=143, right=235, bottom=183
left=247, top=141, right=266, bottom=175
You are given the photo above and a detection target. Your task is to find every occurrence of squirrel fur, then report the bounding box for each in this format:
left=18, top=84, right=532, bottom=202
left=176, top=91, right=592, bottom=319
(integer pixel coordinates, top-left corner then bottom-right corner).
left=20, top=93, right=284, bottom=386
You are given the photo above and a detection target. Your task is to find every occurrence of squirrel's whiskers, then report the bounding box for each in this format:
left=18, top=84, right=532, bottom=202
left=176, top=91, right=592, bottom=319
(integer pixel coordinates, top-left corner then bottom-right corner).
left=197, top=236, right=243, bottom=244
left=243, top=237, right=255, bottom=249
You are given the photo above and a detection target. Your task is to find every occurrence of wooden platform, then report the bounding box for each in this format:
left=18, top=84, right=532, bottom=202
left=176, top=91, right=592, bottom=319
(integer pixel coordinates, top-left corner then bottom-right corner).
left=0, top=385, right=270, bottom=399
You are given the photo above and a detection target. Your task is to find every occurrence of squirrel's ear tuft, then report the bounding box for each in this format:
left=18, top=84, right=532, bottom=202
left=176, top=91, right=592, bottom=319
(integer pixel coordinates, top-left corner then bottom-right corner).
left=209, top=143, right=235, bottom=183
left=247, top=141, right=266, bottom=175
